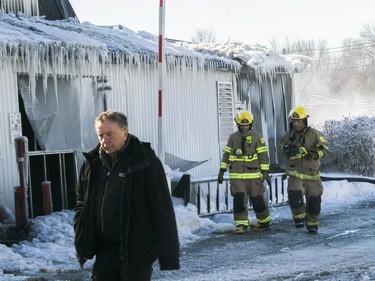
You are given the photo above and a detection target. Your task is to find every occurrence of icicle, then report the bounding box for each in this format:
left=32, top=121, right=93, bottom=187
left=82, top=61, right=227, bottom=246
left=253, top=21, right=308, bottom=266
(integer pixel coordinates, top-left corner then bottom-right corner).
left=40, top=46, right=49, bottom=103
left=27, top=44, right=38, bottom=103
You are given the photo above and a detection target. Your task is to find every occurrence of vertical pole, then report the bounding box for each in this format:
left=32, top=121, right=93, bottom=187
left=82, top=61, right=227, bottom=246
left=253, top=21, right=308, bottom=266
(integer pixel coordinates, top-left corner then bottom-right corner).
left=42, top=181, right=53, bottom=215
left=158, top=0, right=166, bottom=164
left=216, top=182, right=220, bottom=212
left=207, top=183, right=211, bottom=214
left=197, top=184, right=201, bottom=215
left=14, top=137, right=30, bottom=230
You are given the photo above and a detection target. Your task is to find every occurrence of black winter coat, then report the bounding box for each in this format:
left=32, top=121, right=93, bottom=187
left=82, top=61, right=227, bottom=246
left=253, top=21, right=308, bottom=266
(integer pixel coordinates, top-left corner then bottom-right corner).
left=74, top=134, right=180, bottom=271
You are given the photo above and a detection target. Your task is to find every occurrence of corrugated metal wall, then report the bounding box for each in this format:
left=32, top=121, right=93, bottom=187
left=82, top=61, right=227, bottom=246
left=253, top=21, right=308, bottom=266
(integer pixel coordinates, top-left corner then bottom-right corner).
left=1, top=0, right=39, bottom=16
left=107, top=63, right=236, bottom=178
left=0, top=60, right=21, bottom=211
left=38, top=0, right=77, bottom=20
left=236, top=71, right=293, bottom=169
left=165, top=68, right=235, bottom=177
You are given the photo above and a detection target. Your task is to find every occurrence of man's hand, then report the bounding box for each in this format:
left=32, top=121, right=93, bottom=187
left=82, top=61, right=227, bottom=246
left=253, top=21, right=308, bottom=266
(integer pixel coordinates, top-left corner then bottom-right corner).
left=218, top=169, right=225, bottom=184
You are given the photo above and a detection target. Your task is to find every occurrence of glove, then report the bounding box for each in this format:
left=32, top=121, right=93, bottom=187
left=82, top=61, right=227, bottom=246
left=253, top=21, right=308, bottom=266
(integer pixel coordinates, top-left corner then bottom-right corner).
left=299, top=146, right=308, bottom=157
left=301, top=148, right=320, bottom=160
left=282, top=143, right=299, bottom=157
left=261, top=172, right=270, bottom=184
left=308, top=149, right=320, bottom=160
left=218, top=169, right=225, bottom=184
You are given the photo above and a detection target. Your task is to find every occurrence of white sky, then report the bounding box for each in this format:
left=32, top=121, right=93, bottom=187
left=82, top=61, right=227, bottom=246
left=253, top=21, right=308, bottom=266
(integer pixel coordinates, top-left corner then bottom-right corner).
left=69, top=0, right=375, bottom=48
left=1, top=176, right=375, bottom=280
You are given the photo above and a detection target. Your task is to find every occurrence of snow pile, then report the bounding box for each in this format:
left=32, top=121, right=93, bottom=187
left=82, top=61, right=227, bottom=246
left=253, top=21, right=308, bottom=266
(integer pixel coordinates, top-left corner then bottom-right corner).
left=179, top=41, right=314, bottom=75
left=321, top=115, right=375, bottom=176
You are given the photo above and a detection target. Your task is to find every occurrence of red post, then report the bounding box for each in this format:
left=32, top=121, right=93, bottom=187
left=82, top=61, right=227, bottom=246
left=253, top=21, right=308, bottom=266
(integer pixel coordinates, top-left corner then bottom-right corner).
left=14, top=137, right=29, bottom=230
left=42, top=181, right=53, bottom=215
left=158, top=0, right=166, bottom=164
left=14, top=186, right=28, bottom=230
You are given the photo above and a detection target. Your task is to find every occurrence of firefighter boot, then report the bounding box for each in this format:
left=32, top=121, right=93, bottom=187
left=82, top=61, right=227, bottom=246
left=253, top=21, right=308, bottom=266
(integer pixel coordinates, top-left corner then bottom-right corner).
left=294, top=219, right=305, bottom=228
left=307, top=225, right=318, bottom=234
left=250, top=223, right=269, bottom=232
left=234, top=225, right=247, bottom=235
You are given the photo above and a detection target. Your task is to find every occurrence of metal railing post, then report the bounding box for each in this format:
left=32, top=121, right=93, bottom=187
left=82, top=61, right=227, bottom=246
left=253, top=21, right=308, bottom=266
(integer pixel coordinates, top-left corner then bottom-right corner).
left=207, top=182, right=211, bottom=214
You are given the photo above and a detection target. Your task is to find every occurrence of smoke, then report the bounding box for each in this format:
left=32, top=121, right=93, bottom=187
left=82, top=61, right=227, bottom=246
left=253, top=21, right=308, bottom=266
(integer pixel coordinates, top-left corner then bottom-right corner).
left=293, top=72, right=375, bottom=127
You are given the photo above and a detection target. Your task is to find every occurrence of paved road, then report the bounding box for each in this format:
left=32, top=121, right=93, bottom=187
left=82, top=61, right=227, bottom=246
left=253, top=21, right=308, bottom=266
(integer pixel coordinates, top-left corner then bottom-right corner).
left=21, top=200, right=375, bottom=281
left=153, top=200, right=375, bottom=281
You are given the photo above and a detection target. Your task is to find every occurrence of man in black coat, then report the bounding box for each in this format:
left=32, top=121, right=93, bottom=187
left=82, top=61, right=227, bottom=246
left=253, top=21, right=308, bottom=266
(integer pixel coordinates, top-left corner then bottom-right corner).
left=74, top=110, right=180, bottom=281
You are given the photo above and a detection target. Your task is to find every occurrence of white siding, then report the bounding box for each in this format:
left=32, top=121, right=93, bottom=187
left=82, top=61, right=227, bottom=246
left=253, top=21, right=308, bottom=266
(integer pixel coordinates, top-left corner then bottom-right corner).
left=106, top=64, right=236, bottom=178
left=165, top=68, right=235, bottom=177
left=0, top=60, right=21, bottom=212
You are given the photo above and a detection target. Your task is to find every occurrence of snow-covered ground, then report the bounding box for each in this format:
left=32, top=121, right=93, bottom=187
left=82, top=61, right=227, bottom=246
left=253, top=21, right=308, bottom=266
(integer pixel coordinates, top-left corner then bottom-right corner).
left=1, top=176, right=375, bottom=280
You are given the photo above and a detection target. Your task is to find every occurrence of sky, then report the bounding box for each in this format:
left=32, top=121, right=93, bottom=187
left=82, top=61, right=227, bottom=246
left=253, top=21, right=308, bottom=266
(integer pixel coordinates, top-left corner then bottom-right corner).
left=1, top=175, right=375, bottom=280
left=69, top=0, right=375, bottom=48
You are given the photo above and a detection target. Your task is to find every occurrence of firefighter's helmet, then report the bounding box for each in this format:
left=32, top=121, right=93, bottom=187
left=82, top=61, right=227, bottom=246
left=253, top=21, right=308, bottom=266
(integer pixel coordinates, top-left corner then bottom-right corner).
left=289, top=106, right=309, bottom=120
left=235, top=110, right=253, bottom=125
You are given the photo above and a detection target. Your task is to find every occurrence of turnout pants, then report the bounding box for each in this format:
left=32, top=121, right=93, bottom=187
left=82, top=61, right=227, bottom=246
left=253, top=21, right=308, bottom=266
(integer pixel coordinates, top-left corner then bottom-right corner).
left=287, top=176, right=323, bottom=227
left=230, top=179, right=270, bottom=227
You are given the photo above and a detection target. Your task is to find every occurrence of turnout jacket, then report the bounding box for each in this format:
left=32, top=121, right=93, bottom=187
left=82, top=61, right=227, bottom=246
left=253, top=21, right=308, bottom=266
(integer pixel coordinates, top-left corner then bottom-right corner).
left=280, top=126, right=328, bottom=180
left=74, top=134, right=180, bottom=271
left=220, top=129, right=270, bottom=179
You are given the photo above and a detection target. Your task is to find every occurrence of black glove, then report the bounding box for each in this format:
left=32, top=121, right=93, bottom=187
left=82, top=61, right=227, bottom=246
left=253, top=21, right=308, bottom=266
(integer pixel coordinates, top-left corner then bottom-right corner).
left=300, top=147, right=320, bottom=160
left=282, top=143, right=299, bottom=157
left=306, top=149, right=319, bottom=160
left=218, top=169, right=225, bottom=184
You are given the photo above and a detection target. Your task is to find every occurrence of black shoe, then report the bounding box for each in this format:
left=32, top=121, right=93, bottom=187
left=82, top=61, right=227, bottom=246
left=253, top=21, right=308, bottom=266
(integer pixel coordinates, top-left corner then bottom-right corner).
left=307, top=225, right=318, bottom=234
left=295, top=221, right=304, bottom=228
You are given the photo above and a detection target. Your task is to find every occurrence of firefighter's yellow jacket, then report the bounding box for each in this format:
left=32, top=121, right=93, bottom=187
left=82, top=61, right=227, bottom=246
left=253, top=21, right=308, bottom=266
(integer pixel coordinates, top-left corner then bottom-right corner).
left=220, top=129, right=270, bottom=179
left=280, top=126, right=328, bottom=180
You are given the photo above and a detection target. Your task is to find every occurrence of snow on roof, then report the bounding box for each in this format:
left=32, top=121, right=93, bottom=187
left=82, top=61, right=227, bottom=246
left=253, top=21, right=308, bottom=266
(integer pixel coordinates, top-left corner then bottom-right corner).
left=179, top=41, right=314, bottom=74
left=0, top=12, right=237, bottom=71
left=0, top=12, right=308, bottom=75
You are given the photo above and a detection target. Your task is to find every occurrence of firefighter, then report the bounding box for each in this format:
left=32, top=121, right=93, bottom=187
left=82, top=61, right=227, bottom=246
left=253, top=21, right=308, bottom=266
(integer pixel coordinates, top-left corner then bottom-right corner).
left=218, top=110, right=271, bottom=234
left=279, top=106, right=328, bottom=234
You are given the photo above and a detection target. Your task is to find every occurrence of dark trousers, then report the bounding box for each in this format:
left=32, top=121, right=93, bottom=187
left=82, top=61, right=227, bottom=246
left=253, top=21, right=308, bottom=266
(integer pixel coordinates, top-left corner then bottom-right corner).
left=92, top=246, right=153, bottom=281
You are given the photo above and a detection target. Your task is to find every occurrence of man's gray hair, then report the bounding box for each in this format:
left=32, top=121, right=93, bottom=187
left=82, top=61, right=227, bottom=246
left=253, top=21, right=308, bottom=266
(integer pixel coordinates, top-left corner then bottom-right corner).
left=95, top=110, right=128, bottom=129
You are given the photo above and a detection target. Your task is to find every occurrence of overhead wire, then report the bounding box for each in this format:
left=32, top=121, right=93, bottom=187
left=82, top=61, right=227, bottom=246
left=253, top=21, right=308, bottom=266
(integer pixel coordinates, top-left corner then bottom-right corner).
left=289, top=40, right=375, bottom=71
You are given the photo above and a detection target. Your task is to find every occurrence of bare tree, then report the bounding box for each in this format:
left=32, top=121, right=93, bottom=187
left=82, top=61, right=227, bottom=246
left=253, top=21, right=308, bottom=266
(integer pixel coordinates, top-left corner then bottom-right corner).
left=360, top=23, right=375, bottom=43
left=269, top=37, right=279, bottom=52
left=191, top=28, right=217, bottom=43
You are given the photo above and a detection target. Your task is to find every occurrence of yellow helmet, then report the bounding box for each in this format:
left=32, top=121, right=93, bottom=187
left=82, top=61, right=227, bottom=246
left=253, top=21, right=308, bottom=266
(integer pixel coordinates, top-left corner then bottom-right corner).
left=235, top=110, right=253, bottom=125
left=289, top=106, right=309, bottom=120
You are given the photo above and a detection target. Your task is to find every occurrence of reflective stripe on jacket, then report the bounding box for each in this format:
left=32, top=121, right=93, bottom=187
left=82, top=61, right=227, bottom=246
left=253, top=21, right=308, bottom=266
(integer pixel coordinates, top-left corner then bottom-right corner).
left=280, top=126, right=329, bottom=180
left=220, top=129, right=270, bottom=179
